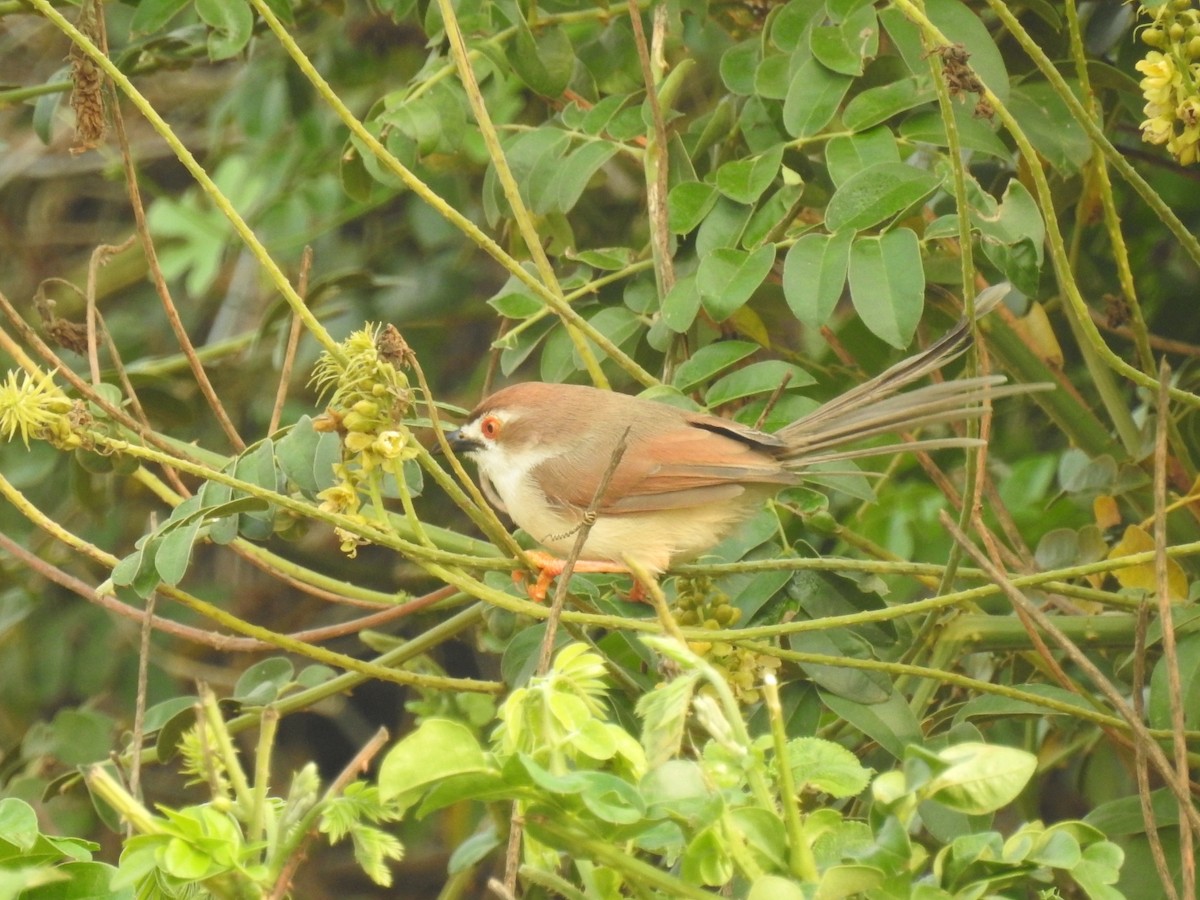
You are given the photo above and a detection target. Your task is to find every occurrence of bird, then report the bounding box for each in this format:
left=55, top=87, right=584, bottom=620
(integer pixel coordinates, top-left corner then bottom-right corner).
left=446, top=286, right=1039, bottom=600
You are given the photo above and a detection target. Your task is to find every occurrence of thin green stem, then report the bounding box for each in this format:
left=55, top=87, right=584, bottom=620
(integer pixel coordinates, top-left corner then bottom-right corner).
left=763, top=674, right=817, bottom=882
left=250, top=708, right=279, bottom=845
left=0, top=80, right=71, bottom=105
left=435, top=0, right=608, bottom=389
left=246, top=0, right=658, bottom=389
left=25, top=0, right=345, bottom=363
left=894, top=0, right=1200, bottom=409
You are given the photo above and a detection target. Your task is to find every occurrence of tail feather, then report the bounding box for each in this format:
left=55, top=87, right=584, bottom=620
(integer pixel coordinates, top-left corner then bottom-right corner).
left=776, top=285, right=1047, bottom=467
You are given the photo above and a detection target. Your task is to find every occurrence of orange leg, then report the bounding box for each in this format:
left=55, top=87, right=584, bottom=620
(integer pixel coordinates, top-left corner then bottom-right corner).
left=514, top=550, right=643, bottom=602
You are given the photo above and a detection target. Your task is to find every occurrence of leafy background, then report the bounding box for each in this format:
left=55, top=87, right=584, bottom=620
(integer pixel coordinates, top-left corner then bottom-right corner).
left=1, top=0, right=1200, bottom=895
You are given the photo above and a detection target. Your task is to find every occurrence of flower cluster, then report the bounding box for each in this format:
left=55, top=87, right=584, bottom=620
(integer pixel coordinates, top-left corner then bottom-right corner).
left=0, top=368, right=80, bottom=449
left=1137, top=0, right=1200, bottom=164
left=311, top=325, right=418, bottom=556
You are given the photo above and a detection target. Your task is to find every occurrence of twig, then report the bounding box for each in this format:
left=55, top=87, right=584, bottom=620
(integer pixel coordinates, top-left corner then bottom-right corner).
left=84, top=238, right=135, bottom=385
left=628, top=0, right=675, bottom=297
left=408, top=346, right=529, bottom=561
left=104, top=35, right=245, bottom=450
left=1133, top=597, right=1178, bottom=900
left=753, top=370, right=793, bottom=430
left=626, top=556, right=686, bottom=644
left=268, top=726, right=390, bottom=899
left=535, top=426, right=632, bottom=678
left=127, top=587, right=156, bottom=823
left=488, top=877, right=519, bottom=900
left=504, top=428, right=631, bottom=899
left=269, top=246, right=312, bottom=435
left=0, top=290, right=213, bottom=472
left=940, top=511, right=1200, bottom=835
left=1154, top=359, right=1195, bottom=897
left=1090, top=305, right=1200, bottom=358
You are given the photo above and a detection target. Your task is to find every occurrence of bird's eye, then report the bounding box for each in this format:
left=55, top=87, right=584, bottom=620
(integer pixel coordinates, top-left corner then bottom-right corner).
left=480, top=415, right=502, bottom=439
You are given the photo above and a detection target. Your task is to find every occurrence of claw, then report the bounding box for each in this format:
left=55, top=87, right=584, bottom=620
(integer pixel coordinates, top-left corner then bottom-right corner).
left=513, top=550, right=646, bottom=603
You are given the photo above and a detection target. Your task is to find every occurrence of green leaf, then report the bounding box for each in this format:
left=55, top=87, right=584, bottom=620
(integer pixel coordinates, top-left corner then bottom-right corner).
left=898, top=107, right=1011, bottom=159
left=556, top=141, right=620, bottom=213
left=754, top=53, right=793, bottom=100
left=697, top=244, right=776, bottom=321
left=847, top=230, right=924, bottom=348
left=953, top=683, right=1094, bottom=724
left=577, top=773, right=645, bottom=824
left=682, top=825, right=734, bottom=885
left=1149, top=632, right=1200, bottom=730
left=636, top=672, right=700, bottom=767
left=842, top=76, right=935, bottom=132
left=783, top=58, right=853, bottom=137
left=743, top=183, right=804, bottom=248
left=980, top=208, right=1043, bottom=298
left=825, top=128, right=901, bottom=188
left=488, top=290, right=542, bottom=319
left=23, top=861, right=130, bottom=899
left=0, top=799, right=39, bottom=852
left=809, top=3, right=878, bottom=76
left=667, top=181, right=720, bottom=234
left=696, top=197, right=753, bottom=256
left=1071, top=840, right=1125, bottom=899
left=570, top=246, right=635, bottom=270
left=748, top=875, right=807, bottom=900
left=772, top=0, right=822, bottom=52
left=730, top=807, right=788, bottom=870
left=923, top=742, right=1037, bottom=814
left=786, top=737, right=872, bottom=797
left=378, top=719, right=494, bottom=804
left=811, top=866, right=885, bottom=898
left=194, top=0, right=253, bottom=60
left=275, top=417, right=323, bottom=494
left=714, top=145, right=784, bottom=204
left=782, top=230, right=852, bottom=329
left=32, top=72, right=66, bottom=146
left=820, top=691, right=921, bottom=759
left=825, top=163, right=941, bottom=233
left=673, top=341, right=760, bottom=391
left=154, top=517, right=203, bottom=586
left=720, top=39, right=760, bottom=95
left=507, top=19, right=573, bottom=97
left=579, top=94, right=630, bottom=135
left=130, top=0, right=192, bottom=34
left=790, top=629, right=892, bottom=702
left=661, top=274, right=703, bottom=333
left=233, top=657, right=295, bottom=705
left=705, top=360, right=814, bottom=407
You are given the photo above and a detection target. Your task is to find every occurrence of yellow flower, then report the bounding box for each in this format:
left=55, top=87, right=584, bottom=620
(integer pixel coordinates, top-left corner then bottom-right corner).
left=0, top=368, right=73, bottom=447
left=335, top=526, right=364, bottom=558
left=1141, top=113, right=1175, bottom=144
left=316, top=482, right=358, bottom=515
left=1170, top=123, right=1200, bottom=164
left=372, top=430, right=406, bottom=459
left=1137, top=51, right=1182, bottom=106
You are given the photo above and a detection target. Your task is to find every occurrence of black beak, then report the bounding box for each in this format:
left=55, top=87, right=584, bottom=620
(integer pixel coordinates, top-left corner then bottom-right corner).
left=440, top=427, right=481, bottom=455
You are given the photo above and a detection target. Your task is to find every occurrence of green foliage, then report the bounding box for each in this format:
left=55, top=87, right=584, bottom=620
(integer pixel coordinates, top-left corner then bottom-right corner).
left=88, top=688, right=406, bottom=896
left=374, top=641, right=1123, bottom=897
left=1, top=0, right=1199, bottom=895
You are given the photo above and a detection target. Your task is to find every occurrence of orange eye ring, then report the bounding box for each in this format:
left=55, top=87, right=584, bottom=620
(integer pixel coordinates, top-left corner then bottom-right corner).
left=480, top=415, right=502, bottom=439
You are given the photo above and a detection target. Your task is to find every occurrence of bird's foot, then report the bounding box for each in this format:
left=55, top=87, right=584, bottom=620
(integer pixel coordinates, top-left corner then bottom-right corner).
left=514, top=550, right=641, bottom=602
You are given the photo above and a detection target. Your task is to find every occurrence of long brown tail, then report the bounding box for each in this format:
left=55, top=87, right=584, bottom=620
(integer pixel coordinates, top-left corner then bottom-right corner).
left=776, top=284, right=1048, bottom=467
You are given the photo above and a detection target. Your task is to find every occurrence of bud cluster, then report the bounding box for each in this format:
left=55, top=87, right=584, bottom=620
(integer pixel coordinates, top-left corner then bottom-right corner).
left=674, top=577, right=781, bottom=703
left=311, top=325, right=418, bottom=556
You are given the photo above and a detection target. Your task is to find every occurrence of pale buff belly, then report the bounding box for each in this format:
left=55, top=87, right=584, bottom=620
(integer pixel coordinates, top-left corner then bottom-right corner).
left=516, top=495, right=761, bottom=573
